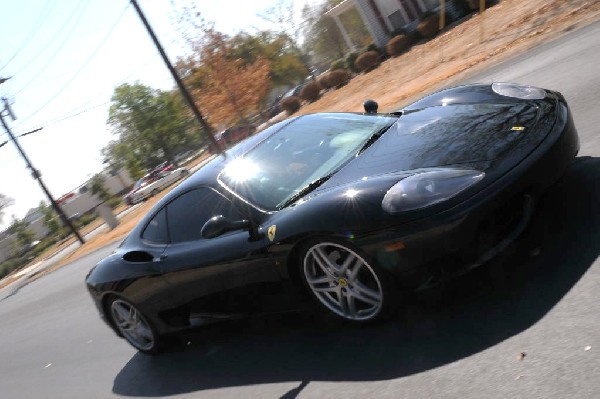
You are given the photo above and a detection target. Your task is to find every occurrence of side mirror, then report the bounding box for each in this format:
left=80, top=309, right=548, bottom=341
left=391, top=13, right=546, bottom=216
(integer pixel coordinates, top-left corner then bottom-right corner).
left=201, top=215, right=250, bottom=239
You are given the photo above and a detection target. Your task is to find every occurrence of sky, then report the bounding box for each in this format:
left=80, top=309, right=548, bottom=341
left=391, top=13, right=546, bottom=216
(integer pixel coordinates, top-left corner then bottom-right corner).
left=0, top=0, right=321, bottom=230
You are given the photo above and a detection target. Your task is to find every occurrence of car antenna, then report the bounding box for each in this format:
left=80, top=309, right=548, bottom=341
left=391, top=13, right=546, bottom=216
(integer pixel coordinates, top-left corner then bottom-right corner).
left=363, top=99, right=378, bottom=114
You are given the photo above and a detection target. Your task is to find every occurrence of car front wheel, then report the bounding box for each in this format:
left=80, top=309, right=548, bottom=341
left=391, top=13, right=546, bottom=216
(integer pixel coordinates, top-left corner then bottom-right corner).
left=109, top=298, right=162, bottom=354
left=300, top=239, right=397, bottom=323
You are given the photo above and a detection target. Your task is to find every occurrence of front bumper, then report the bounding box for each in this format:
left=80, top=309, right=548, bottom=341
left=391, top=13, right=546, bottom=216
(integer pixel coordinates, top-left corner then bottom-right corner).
left=358, top=97, right=579, bottom=288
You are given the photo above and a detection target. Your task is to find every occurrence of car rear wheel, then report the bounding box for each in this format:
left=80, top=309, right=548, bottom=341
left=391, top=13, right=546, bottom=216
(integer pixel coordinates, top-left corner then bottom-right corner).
left=300, top=239, right=397, bottom=323
left=109, top=298, right=162, bottom=354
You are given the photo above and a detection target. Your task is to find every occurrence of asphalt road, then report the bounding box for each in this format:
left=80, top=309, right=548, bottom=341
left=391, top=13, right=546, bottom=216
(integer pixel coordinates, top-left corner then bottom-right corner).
left=1, top=21, right=599, bottom=399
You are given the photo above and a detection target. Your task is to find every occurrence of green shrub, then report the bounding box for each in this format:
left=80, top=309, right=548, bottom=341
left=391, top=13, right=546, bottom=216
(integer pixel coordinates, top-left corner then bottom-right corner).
left=364, top=43, right=382, bottom=54
left=31, top=236, right=58, bottom=258
left=385, top=34, right=412, bottom=57
left=300, top=81, right=322, bottom=103
left=280, top=96, right=301, bottom=114
left=56, top=226, right=70, bottom=240
left=330, top=59, right=345, bottom=71
left=327, top=69, right=351, bottom=88
left=345, top=52, right=359, bottom=73
left=107, top=196, right=122, bottom=209
left=355, top=51, right=381, bottom=73
left=80, top=212, right=96, bottom=225
left=0, top=257, right=24, bottom=279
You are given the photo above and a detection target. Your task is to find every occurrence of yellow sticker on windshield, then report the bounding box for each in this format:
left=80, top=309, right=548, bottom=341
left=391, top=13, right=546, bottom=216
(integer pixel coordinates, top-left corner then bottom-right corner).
left=268, top=225, right=277, bottom=242
left=511, top=126, right=526, bottom=131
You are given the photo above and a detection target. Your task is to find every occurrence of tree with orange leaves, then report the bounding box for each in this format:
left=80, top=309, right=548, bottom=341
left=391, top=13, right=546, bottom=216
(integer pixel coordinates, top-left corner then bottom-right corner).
left=179, top=27, right=272, bottom=129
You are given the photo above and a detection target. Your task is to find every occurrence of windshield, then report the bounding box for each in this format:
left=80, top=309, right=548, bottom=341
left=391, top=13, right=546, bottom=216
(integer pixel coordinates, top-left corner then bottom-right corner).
left=219, top=113, right=397, bottom=210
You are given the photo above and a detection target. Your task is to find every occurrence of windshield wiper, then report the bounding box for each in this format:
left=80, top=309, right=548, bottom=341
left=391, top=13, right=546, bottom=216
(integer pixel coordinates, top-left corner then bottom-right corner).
left=280, top=173, right=334, bottom=208
left=357, top=125, right=393, bottom=154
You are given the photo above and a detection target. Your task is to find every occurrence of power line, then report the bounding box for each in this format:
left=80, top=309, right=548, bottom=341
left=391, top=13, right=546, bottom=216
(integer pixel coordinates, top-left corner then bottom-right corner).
left=0, top=97, right=84, bottom=244
left=8, top=4, right=193, bottom=134
left=0, top=0, right=58, bottom=72
left=12, top=0, right=92, bottom=97
left=26, top=100, right=110, bottom=131
left=17, top=4, right=130, bottom=126
left=4, top=1, right=89, bottom=78
left=13, top=34, right=187, bottom=133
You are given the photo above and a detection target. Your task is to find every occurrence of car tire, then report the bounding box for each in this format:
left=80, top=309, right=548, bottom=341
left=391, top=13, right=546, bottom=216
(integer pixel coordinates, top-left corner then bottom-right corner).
left=298, top=238, right=399, bottom=323
left=108, top=297, right=163, bottom=354
left=150, top=188, right=160, bottom=197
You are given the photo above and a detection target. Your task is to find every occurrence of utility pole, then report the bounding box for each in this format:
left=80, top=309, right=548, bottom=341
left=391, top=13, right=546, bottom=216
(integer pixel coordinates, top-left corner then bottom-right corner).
left=0, top=96, right=85, bottom=244
left=129, top=0, right=224, bottom=156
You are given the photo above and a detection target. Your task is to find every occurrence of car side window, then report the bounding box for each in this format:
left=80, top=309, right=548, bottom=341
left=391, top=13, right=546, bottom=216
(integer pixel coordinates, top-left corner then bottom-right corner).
left=166, top=188, right=243, bottom=243
left=141, top=208, right=168, bottom=244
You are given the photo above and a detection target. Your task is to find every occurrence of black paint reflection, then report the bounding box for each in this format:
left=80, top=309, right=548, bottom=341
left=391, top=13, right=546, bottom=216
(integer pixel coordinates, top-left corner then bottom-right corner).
left=359, top=103, right=540, bottom=171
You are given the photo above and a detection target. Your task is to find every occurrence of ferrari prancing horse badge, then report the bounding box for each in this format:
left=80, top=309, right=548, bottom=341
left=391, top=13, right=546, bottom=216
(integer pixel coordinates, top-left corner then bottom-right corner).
left=268, top=225, right=277, bottom=242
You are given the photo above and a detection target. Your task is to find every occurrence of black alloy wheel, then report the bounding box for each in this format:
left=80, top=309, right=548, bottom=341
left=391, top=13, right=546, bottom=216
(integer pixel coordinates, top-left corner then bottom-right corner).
left=109, top=297, right=162, bottom=354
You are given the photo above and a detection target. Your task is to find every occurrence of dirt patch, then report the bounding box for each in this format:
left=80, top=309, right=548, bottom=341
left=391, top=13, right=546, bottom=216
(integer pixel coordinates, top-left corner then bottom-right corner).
left=298, top=0, right=600, bottom=114
left=3, top=0, right=600, bottom=287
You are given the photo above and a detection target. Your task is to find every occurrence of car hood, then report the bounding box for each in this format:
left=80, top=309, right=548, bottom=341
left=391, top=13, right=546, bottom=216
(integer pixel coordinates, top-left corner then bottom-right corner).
left=325, top=101, right=551, bottom=188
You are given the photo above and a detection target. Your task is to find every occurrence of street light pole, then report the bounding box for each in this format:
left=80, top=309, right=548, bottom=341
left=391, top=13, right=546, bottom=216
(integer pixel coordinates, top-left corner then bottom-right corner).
left=0, top=97, right=85, bottom=244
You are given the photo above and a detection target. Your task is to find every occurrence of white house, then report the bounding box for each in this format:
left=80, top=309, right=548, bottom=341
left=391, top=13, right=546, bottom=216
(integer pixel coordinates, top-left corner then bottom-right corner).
left=326, top=0, right=468, bottom=49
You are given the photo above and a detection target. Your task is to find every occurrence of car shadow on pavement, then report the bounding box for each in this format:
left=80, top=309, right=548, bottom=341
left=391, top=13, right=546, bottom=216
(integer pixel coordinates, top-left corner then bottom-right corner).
left=113, top=156, right=600, bottom=398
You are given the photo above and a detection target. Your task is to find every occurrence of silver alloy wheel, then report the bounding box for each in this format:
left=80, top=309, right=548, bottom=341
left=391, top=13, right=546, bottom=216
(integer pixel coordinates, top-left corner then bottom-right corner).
left=110, top=299, right=155, bottom=351
left=303, top=242, right=384, bottom=321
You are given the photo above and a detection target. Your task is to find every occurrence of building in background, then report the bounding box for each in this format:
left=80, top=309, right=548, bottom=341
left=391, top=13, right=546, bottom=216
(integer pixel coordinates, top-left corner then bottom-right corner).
left=0, top=168, right=133, bottom=263
left=326, top=0, right=469, bottom=48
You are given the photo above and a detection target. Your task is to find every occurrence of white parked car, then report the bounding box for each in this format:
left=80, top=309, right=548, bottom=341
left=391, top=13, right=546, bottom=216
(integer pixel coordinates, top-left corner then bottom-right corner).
left=124, top=167, right=189, bottom=205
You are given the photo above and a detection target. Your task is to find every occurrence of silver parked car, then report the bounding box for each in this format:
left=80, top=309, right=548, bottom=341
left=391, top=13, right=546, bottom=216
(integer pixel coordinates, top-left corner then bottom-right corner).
left=124, top=167, right=189, bottom=205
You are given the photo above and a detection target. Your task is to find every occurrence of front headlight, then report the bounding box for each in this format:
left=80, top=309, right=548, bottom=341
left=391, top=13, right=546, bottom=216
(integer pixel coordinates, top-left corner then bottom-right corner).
left=492, top=82, right=546, bottom=100
left=382, top=169, right=485, bottom=213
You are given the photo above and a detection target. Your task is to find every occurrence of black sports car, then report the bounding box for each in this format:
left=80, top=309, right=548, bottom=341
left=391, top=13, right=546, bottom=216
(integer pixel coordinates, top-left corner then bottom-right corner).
left=86, top=83, right=579, bottom=353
